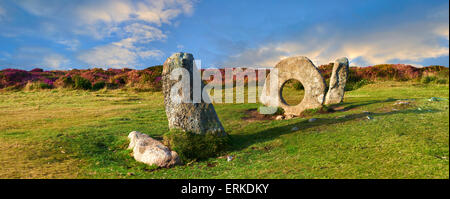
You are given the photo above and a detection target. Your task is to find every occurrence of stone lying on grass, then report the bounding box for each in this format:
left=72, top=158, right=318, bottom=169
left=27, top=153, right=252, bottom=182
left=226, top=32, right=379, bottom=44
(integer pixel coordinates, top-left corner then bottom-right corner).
left=128, top=131, right=181, bottom=168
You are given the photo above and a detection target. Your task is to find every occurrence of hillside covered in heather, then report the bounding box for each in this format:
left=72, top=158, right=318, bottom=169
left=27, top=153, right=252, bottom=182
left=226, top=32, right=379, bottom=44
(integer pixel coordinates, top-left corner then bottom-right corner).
left=0, top=64, right=448, bottom=92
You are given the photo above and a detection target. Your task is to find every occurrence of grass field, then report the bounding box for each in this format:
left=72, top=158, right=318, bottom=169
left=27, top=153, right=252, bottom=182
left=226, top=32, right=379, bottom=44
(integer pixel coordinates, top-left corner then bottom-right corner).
left=0, top=81, right=448, bottom=179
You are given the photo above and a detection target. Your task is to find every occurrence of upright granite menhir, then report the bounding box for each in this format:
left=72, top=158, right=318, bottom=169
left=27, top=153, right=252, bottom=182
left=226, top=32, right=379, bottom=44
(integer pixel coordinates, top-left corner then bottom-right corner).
left=260, top=56, right=327, bottom=116
left=162, top=52, right=226, bottom=136
left=325, top=57, right=349, bottom=105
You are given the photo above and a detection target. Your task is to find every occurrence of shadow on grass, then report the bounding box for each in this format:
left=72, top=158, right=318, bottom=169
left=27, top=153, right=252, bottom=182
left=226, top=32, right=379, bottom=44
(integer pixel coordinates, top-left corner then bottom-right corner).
left=331, top=98, right=398, bottom=111
left=230, top=107, right=441, bottom=152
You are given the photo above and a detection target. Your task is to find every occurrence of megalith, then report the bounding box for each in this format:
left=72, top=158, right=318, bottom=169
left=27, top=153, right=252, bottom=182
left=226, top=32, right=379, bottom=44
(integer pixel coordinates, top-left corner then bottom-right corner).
left=128, top=131, right=181, bottom=168
left=260, top=56, right=327, bottom=116
left=325, top=57, right=349, bottom=105
left=162, top=52, right=226, bottom=136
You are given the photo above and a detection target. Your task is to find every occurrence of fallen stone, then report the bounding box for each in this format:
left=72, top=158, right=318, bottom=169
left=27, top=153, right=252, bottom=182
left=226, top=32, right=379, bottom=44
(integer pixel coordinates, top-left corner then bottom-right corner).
left=162, top=52, right=226, bottom=136
left=325, top=57, right=349, bottom=105
left=366, top=116, right=373, bottom=120
left=128, top=131, right=181, bottom=168
left=260, top=56, right=327, bottom=116
left=291, top=126, right=299, bottom=131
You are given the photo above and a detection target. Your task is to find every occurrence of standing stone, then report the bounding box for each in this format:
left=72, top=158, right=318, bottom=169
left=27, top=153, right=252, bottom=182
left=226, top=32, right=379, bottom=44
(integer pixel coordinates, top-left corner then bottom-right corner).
left=325, top=57, right=349, bottom=105
left=162, top=52, right=226, bottom=136
left=260, top=56, right=327, bottom=116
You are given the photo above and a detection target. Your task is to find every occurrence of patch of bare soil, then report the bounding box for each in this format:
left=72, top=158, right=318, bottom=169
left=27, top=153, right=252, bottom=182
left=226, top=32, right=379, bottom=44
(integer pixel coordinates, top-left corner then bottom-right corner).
left=241, top=109, right=277, bottom=121
left=330, top=105, right=351, bottom=112
left=242, top=106, right=336, bottom=121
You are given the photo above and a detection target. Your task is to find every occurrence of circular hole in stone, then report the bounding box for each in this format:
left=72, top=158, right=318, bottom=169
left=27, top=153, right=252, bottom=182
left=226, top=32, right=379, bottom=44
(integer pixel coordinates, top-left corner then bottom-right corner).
left=280, top=79, right=305, bottom=106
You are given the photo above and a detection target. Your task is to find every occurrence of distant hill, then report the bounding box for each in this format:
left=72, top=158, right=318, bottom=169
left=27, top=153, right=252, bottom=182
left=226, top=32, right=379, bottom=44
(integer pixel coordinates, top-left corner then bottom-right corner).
left=0, top=64, right=448, bottom=91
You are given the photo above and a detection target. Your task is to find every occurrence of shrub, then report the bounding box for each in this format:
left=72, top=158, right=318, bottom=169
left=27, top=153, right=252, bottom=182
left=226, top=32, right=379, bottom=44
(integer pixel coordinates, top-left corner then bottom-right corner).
left=24, top=81, right=52, bottom=90
left=73, top=76, right=92, bottom=90
left=106, top=82, right=119, bottom=89
left=345, top=79, right=371, bottom=91
left=92, top=81, right=106, bottom=90
left=30, top=68, right=44, bottom=72
left=54, top=76, right=75, bottom=88
left=3, top=84, right=23, bottom=91
left=436, top=79, right=448, bottom=84
left=163, top=130, right=230, bottom=163
left=421, top=76, right=437, bottom=84
left=297, top=106, right=333, bottom=117
left=139, top=73, right=152, bottom=84
left=421, top=75, right=449, bottom=85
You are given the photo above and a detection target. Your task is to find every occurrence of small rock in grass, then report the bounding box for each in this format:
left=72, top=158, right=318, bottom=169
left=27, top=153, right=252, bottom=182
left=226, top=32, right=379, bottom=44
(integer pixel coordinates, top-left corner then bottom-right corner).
left=291, top=126, right=299, bottom=131
left=428, top=97, right=448, bottom=102
left=417, top=107, right=422, bottom=111
left=308, top=118, right=317, bottom=122
left=227, top=155, right=234, bottom=162
left=275, top=115, right=284, bottom=120
left=366, top=116, right=373, bottom=120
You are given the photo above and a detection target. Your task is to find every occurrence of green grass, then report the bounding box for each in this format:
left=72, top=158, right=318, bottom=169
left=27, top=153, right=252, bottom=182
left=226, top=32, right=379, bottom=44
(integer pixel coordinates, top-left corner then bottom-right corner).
left=0, top=81, right=448, bottom=179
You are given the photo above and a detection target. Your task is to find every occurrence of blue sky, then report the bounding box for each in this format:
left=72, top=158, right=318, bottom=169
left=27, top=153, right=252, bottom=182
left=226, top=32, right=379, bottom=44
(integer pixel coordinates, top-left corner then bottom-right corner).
left=0, top=0, right=448, bottom=70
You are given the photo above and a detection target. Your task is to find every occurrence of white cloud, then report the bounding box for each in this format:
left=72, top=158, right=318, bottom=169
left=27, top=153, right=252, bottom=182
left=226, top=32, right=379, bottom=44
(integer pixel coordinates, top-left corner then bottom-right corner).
left=0, top=4, right=5, bottom=20
left=42, top=54, right=70, bottom=69
left=10, top=0, right=195, bottom=68
left=78, top=42, right=163, bottom=68
left=56, top=39, right=80, bottom=51
left=73, top=0, right=192, bottom=67
left=11, top=47, right=70, bottom=69
left=78, top=22, right=168, bottom=68
left=123, top=23, right=167, bottom=43
left=223, top=13, right=449, bottom=67
left=15, top=0, right=195, bottom=39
